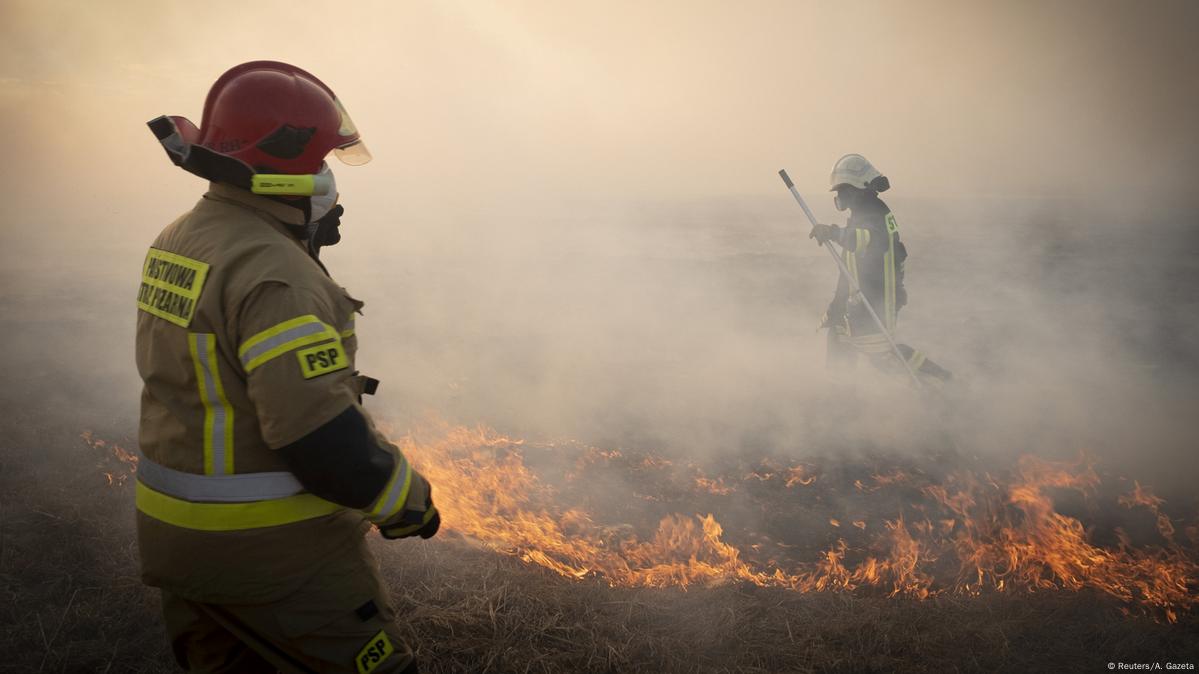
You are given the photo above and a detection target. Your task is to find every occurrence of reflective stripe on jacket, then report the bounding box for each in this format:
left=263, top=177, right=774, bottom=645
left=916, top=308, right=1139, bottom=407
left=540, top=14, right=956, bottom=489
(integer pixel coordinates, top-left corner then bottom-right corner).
left=830, top=196, right=907, bottom=338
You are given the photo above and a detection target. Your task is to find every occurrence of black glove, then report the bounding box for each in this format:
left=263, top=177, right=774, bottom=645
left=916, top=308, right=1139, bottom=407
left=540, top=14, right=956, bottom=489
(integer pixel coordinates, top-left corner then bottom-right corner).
left=307, top=204, right=344, bottom=258
left=809, top=223, right=840, bottom=246
left=378, top=489, right=441, bottom=540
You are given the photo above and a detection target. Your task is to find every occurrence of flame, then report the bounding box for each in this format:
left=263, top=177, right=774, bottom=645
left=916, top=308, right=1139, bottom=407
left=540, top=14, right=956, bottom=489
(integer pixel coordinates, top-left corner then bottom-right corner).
left=1120, top=481, right=1176, bottom=541
left=739, top=461, right=814, bottom=488
left=693, top=476, right=736, bottom=496
left=396, top=421, right=1199, bottom=621
left=83, top=431, right=138, bottom=486
left=871, top=469, right=912, bottom=486
left=784, top=465, right=816, bottom=487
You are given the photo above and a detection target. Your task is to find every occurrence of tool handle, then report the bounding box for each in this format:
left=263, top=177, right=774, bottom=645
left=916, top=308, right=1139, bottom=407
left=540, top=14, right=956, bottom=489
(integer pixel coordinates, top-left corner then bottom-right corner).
left=778, top=170, right=820, bottom=227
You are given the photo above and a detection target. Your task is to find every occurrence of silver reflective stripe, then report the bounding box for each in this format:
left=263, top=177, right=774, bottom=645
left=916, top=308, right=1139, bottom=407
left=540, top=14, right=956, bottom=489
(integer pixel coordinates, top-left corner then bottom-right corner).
left=371, top=458, right=410, bottom=521
left=137, top=452, right=304, bottom=502
left=239, top=321, right=330, bottom=369
left=193, top=333, right=230, bottom=475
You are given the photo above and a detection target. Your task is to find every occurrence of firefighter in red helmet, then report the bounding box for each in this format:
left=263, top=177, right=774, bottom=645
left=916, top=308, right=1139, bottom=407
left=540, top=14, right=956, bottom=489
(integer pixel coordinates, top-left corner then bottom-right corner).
left=137, top=61, right=433, bottom=673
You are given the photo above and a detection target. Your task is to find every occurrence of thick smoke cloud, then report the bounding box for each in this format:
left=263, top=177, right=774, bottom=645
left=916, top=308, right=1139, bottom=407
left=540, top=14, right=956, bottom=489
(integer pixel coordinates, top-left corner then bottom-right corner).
left=2, top=1, right=1197, bottom=492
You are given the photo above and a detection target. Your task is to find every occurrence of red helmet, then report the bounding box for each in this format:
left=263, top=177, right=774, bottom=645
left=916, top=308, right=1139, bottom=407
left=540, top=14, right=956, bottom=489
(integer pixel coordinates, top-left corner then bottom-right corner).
left=168, top=60, right=370, bottom=176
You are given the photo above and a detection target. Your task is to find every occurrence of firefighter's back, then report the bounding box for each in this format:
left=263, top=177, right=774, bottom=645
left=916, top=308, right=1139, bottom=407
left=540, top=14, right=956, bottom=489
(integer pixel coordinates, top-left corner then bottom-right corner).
left=135, top=184, right=366, bottom=606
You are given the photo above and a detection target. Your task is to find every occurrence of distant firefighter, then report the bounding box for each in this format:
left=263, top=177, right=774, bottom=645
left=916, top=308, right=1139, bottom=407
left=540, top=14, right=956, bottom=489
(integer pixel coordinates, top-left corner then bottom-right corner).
left=809, top=154, right=952, bottom=386
left=136, top=61, right=435, bottom=673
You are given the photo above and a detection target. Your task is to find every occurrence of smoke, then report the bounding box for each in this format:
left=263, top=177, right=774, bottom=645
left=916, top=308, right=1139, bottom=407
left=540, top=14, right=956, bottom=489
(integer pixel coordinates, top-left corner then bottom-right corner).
left=3, top=1, right=1198, bottom=494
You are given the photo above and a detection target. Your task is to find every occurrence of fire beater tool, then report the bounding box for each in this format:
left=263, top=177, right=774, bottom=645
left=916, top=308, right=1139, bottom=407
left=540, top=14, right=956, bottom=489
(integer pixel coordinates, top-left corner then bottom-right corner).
left=777, top=169, right=923, bottom=390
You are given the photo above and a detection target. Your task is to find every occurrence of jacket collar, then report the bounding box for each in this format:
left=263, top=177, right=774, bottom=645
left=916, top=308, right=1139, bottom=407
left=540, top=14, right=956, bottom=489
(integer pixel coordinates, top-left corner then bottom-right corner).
left=203, top=182, right=308, bottom=227
left=849, top=194, right=888, bottom=223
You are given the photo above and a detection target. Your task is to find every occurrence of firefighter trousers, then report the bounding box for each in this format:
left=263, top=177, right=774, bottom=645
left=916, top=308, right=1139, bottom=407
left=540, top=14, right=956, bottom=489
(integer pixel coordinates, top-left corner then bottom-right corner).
left=160, top=546, right=415, bottom=674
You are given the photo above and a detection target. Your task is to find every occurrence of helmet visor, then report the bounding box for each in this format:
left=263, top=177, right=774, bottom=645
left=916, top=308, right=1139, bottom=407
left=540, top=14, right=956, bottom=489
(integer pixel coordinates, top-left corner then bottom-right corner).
left=330, top=97, right=371, bottom=165
left=333, top=139, right=372, bottom=166
left=334, top=98, right=359, bottom=137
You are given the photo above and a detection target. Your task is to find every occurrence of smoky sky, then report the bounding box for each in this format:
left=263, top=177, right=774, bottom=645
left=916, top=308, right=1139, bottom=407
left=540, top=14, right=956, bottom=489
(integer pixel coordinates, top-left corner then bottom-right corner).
left=2, top=0, right=1197, bottom=221
left=2, top=1, right=1197, bottom=490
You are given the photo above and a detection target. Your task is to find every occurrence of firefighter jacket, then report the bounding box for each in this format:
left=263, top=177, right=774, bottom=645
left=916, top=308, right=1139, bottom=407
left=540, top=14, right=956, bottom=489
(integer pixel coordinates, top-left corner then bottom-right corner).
left=134, top=183, right=419, bottom=604
left=828, top=194, right=908, bottom=350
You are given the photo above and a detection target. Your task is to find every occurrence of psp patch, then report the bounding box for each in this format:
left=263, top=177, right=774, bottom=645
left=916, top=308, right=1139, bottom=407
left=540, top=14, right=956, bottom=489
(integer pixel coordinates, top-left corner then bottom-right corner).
left=296, top=342, right=349, bottom=379
left=137, top=248, right=210, bottom=327
left=355, top=629, right=395, bottom=674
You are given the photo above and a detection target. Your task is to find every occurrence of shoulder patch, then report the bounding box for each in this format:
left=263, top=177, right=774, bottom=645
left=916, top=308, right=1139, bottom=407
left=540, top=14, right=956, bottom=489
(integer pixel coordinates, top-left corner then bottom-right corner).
left=885, top=213, right=899, bottom=233
left=355, top=629, right=395, bottom=674
left=296, top=342, right=349, bottom=379
left=137, top=248, right=210, bottom=327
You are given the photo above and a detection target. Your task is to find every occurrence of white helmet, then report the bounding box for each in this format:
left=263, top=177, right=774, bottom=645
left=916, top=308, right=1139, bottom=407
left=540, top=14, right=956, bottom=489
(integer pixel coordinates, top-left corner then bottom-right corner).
left=829, top=154, right=888, bottom=192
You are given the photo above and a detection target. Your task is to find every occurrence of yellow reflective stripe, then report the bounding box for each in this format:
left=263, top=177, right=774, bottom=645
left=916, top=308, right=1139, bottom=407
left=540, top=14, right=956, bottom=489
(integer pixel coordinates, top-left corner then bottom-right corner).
left=341, top=312, right=357, bottom=339
left=845, top=248, right=858, bottom=286
left=238, top=315, right=340, bottom=372
left=246, top=331, right=338, bottom=372
left=856, top=228, right=871, bottom=251
left=367, top=455, right=413, bottom=522
left=883, top=213, right=899, bottom=331
left=849, top=333, right=892, bottom=354
left=884, top=228, right=896, bottom=331
left=239, top=315, right=322, bottom=357
left=908, top=350, right=926, bottom=371
left=188, top=334, right=209, bottom=474
left=136, top=481, right=342, bottom=531
left=213, top=358, right=234, bottom=475
left=190, top=333, right=234, bottom=475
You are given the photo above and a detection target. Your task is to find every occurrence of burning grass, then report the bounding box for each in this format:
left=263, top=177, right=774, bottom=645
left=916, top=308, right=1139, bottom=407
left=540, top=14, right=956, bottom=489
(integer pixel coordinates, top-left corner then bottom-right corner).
left=393, top=420, right=1199, bottom=623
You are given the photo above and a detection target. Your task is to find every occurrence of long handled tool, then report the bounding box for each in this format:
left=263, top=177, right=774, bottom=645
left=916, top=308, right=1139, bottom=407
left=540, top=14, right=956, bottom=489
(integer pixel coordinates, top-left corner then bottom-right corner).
left=778, top=169, right=923, bottom=390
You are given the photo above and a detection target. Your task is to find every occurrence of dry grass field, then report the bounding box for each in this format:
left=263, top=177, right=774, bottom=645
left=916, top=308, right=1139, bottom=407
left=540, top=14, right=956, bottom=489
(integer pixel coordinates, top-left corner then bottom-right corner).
left=3, top=404, right=1197, bottom=673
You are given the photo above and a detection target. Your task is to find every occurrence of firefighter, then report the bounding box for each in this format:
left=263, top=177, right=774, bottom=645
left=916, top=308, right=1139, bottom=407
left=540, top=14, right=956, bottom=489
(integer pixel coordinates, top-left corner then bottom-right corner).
left=135, top=61, right=436, bottom=673
left=809, top=154, right=951, bottom=385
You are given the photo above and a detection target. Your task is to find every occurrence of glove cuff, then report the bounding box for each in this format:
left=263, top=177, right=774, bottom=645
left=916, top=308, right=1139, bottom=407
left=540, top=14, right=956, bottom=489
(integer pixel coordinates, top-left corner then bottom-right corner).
left=379, top=504, right=439, bottom=540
